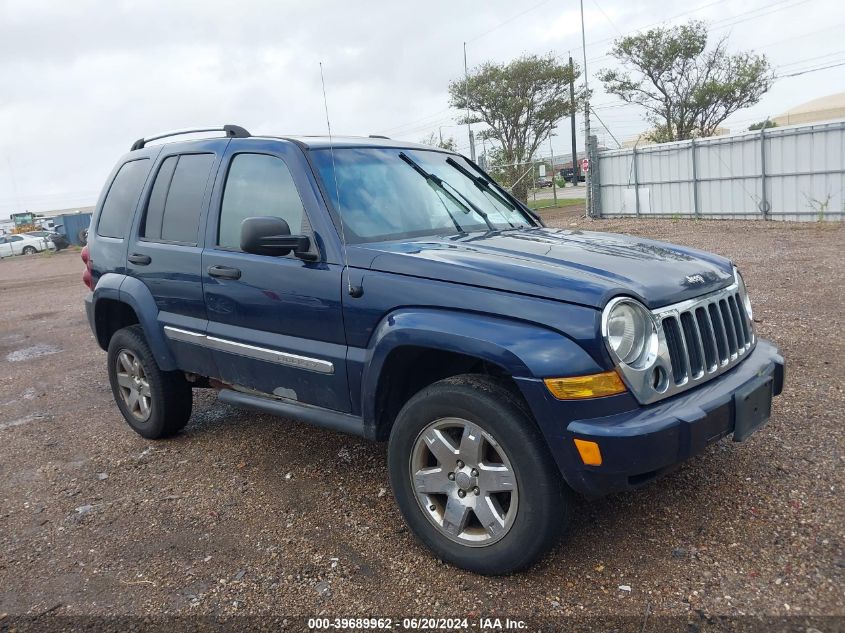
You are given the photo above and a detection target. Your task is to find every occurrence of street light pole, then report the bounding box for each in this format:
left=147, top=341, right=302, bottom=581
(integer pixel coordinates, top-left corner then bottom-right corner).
left=579, top=0, right=591, bottom=216
left=568, top=54, right=578, bottom=188
left=463, top=42, right=476, bottom=162
left=548, top=131, right=558, bottom=207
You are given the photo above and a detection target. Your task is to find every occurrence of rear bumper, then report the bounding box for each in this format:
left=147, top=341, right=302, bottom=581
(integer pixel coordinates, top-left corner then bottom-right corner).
left=520, top=339, right=784, bottom=498
left=84, top=293, right=96, bottom=337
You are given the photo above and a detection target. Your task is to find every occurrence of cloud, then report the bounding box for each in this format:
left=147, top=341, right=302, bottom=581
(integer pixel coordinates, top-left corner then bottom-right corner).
left=0, top=0, right=840, bottom=214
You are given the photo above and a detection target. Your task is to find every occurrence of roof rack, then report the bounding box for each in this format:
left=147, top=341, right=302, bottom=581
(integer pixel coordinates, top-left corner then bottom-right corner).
left=130, top=124, right=250, bottom=151
left=369, top=134, right=390, bottom=139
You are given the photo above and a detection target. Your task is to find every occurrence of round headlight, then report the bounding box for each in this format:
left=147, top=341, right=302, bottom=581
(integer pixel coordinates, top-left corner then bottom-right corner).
left=735, top=269, right=753, bottom=320
left=604, top=299, right=656, bottom=367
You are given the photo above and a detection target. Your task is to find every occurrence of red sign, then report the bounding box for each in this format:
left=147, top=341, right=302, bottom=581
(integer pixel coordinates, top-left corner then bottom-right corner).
left=580, top=158, right=590, bottom=172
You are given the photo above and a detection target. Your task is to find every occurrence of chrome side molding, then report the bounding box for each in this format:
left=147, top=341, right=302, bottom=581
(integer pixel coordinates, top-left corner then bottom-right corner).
left=163, top=326, right=334, bottom=374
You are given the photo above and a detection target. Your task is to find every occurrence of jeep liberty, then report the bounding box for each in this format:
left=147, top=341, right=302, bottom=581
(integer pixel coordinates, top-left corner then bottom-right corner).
left=83, top=125, right=784, bottom=574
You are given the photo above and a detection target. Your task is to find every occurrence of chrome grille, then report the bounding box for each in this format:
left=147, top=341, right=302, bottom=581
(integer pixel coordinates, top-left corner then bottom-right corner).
left=657, top=286, right=754, bottom=389
left=609, top=278, right=756, bottom=405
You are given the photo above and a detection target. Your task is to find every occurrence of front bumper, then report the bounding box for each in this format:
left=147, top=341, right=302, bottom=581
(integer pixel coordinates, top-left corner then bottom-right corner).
left=519, top=339, right=784, bottom=498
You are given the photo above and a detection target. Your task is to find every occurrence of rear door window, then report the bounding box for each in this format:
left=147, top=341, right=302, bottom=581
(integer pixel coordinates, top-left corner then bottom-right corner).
left=142, top=154, right=215, bottom=244
left=97, top=159, right=150, bottom=238
left=142, top=156, right=178, bottom=241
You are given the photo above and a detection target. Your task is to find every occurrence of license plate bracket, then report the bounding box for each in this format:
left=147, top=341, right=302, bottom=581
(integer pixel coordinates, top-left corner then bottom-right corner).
left=733, top=375, right=773, bottom=442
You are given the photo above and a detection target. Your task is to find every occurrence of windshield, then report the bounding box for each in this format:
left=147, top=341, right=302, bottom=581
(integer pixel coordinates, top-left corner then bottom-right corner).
left=311, top=148, right=534, bottom=243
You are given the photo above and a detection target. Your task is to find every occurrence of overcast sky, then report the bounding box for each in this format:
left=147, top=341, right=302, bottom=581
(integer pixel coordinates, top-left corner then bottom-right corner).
left=1, top=0, right=842, bottom=215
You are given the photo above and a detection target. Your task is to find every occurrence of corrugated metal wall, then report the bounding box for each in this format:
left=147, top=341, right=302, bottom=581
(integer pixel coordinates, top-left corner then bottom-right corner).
left=595, top=119, right=845, bottom=220
left=56, top=212, right=92, bottom=245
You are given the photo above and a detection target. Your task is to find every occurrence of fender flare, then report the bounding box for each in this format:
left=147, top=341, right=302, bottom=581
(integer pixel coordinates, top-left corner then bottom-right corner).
left=91, top=274, right=178, bottom=371
left=91, top=272, right=123, bottom=304
left=360, top=308, right=604, bottom=428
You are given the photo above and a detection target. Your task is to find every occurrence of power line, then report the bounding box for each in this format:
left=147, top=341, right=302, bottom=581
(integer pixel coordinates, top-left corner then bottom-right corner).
left=383, top=0, right=829, bottom=143
left=778, top=60, right=845, bottom=78
left=466, top=0, right=553, bottom=43
left=580, top=0, right=731, bottom=53
left=583, top=0, right=817, bottom=65
left=398, top=0, right=748, bottom=133
left=385, top=0, right=834, bottom=155
left=708, top=0, right=808, bottom=28
left=388, top=117, right=458, bottom=138
left=378, top=108, right=454, bottom=135
left=591, top=0, right=623, bottom=36
left=589, top=107, right=622, bottom=148
left=776, top=50, right=845, bottom=69
left=753, top=21, right=845, bottom=51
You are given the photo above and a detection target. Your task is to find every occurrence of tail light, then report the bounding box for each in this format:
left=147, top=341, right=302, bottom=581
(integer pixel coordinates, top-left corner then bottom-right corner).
left=81, top=245, right=94, bottom=290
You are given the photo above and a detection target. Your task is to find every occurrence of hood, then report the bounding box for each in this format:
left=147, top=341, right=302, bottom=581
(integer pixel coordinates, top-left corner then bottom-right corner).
left=356, top=228, right=734, bottom=309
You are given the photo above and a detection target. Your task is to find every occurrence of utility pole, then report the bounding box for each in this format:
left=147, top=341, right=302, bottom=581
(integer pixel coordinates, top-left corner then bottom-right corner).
left=568, top=54, right=578, bottom=188
left=548, top=131, right=558, bottom=207
left=579, top=0, right=591, bottom=216
left=463, top=42, right=476, bottom=162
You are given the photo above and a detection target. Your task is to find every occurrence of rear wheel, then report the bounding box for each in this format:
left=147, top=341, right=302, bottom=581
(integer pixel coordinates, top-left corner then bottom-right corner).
left=22, top=246, right=36, bottom=255
left=107, top=325, right=192, bottom=439
left=388, top=375, right=571, bottom=575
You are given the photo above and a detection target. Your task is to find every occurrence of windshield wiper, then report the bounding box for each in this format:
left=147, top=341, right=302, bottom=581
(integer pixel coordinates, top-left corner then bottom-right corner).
left=445, top=157, right=517, bottom=212
left=463, top=159, right=542, bottom=225
left=398, top=152, right=496, bottom=231
left=396, top=152, right=464, bottom=233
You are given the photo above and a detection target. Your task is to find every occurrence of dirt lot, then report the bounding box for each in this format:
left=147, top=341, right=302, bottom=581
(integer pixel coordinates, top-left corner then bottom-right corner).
left=1, top=218, right=843, bottom=627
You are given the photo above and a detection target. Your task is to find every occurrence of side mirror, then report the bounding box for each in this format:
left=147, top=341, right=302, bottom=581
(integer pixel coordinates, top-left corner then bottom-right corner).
left=240, top=216, right=315, bottom=260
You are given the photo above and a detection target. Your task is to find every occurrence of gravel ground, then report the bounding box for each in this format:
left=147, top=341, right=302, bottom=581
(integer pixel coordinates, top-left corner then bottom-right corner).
left=0, top=218, right=843, bottom=627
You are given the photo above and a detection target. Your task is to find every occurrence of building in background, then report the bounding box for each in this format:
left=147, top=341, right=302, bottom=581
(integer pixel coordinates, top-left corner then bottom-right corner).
left=542, top=148, right=608, bottom=176
left=772, top=92, right=845, bottom=126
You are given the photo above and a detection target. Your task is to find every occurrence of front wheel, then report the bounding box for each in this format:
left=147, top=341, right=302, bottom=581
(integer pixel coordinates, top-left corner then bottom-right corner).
left=388, top=375, right=571, bottom=575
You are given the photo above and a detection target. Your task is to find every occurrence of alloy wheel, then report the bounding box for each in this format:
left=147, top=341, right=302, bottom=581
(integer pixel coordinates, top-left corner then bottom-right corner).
left=115, top=349, right=152, bottom=422
left=409, top=417, right=518, bottom=547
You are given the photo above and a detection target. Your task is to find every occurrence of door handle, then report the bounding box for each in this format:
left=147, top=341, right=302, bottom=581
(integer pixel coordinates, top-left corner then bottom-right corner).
left=207, top=265, right=242, bottom=280
left=128, top=253, right=151, bottom=265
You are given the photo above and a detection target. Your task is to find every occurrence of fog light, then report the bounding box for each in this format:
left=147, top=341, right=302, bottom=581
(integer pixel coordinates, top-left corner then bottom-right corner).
left=544, top=371, right=627, bottom=400
left=574, top=439, right=602, bottom=466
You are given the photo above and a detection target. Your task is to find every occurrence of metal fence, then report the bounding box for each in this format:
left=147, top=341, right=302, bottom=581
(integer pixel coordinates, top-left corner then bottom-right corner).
left=593, top=118, right=845, bottom=220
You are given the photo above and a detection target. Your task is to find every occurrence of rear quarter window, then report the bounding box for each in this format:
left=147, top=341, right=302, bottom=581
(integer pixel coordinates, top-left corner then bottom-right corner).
left=97, top=159, right=150, bottom=239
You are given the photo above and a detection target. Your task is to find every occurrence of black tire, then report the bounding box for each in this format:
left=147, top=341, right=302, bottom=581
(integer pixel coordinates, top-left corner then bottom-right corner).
left=107, top=325, right=192, bottom=439
left=78, top=228, right=88, bottom=246
left=22, top=246, right=36, bottom=255
left=388, top=374, right=571, bottom=575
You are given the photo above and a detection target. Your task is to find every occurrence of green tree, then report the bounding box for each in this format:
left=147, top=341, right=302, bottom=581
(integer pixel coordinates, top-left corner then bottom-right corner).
left=420, top=131, right=457, bottom=151
left=449, top=53, right=580, bottom=202
left=599, top=21, right=773, bottom=142
left=748, top=118, right=777, bottom=131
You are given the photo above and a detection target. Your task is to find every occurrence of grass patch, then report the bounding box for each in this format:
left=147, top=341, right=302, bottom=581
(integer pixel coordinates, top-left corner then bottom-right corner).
left=527, top=197, right=585, bottom=210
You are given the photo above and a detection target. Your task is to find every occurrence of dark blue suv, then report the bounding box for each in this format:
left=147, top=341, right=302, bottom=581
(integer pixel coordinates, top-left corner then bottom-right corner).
left=83, top=125, right=784, bottom=574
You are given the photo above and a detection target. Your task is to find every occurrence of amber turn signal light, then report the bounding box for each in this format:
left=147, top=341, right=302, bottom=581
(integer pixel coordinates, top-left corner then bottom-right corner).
left=543, top=370, right=626, bottom=400
left=573, top=438, right=603, bottom=466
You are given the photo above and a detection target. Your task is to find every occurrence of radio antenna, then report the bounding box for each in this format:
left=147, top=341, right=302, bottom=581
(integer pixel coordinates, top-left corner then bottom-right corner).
left=319, top=62, right=360, bottom=297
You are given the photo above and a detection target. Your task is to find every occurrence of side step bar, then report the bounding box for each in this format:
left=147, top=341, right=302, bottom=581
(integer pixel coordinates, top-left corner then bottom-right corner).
left=217, top=389, right=367, bottom=438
